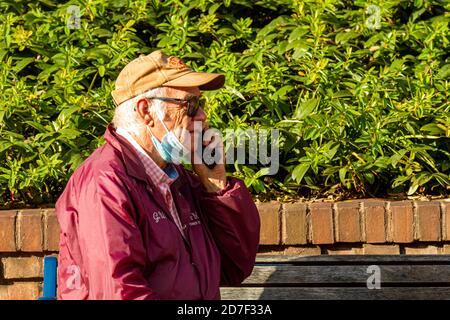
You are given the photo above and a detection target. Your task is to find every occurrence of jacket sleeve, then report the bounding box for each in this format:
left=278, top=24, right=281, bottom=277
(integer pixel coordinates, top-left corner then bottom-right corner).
left=72, top=170, right=158, bottom=300
left=186, top=172, right=261, bottom=286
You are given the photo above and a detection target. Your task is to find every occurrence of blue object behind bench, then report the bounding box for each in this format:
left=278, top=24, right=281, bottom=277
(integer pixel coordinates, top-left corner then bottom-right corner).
left=38, top=256, right=58, bottom=300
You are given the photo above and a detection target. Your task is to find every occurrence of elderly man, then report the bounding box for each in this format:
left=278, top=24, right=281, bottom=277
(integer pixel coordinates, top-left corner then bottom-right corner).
left=55, top=51, right=261, bottom=300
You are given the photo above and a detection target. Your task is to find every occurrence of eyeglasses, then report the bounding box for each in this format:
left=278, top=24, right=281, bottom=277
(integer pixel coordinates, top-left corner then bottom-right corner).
left=147, top=95, right=204, bottom=117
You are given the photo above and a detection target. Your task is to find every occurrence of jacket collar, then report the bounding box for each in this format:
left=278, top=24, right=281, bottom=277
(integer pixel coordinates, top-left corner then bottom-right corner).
left=104, top=123, right=183, bottom=190
left=104, top=124, right=188, bottom=241
left=104, top=123, right=153, bottom=183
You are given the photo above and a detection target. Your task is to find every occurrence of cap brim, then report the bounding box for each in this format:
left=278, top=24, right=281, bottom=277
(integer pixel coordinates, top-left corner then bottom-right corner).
left=163, top=72, right=225, bottom=90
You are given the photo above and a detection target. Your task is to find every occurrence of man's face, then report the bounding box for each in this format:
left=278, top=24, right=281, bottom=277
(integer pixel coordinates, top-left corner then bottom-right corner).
left=148, top=86, right=207, bottom=153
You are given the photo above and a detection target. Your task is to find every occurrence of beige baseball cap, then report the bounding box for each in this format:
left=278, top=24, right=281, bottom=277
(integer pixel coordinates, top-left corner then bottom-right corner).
left=111, top=50, right=225, bottom=105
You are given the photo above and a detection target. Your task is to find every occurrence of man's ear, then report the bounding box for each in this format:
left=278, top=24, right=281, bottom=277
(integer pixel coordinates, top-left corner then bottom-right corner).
left=136, top=98, right=154, bottom=126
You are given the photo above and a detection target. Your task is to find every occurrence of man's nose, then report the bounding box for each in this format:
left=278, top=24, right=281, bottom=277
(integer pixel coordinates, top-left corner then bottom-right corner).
left=192, top=107, right=206, bottom=122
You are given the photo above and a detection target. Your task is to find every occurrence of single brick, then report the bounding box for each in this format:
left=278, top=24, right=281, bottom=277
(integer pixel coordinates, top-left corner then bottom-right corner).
left=390, top=201, right=414, bottom=243
left=416, top=202, right=441, bottom=241
left=326, top=246, right=362, bottom=255
left=0, top=211, right=16, bottom=252
left=443, top=202, right=450, bottom=241
left=2, top=257, right=43, bottom=279
left=404, top=245, right=440, bottom=255
left=442, top=244, right=450, bottom=254
left=363, top=201, right=386, bottom=243
left=257, top=202, right=280, bottom=245
left=43, top=209, right=60, bottom=251
left=7, top=282, right=40, bottom=300
left=310, top=203, right=334, bottom=244
left=282, top=203, right=307, bottom=245
left=0, top=286, right=8, bottom=300
left=17, top=210, right=43, bottom=252
left=283, top=246, right=321, bottom=256
left=257, top=248, right=284, bottom=255
left=336, top=202, right=361, bottom=242
left=362, top=244, right=400, bottom=255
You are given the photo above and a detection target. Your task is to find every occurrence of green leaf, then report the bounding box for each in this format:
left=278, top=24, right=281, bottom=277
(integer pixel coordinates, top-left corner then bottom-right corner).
left=12, top=57, right=34, bottom=73
left=24, top=121, right=47, bottom=133
left=273, top=85, right=293, bottom=100
left=224, top=85, right=246, bottom=100
left=420, top=123, right=445, bottom=135
left=407, top=183, right=419, bottom=195
left=98, top=65, right=105, bottom=77
left=292, top=163, right=310, bottom=184
left=294, top=98, right=318, bottom=120
left=339, top=167, right=347, bottom=185
left=256, top=16, right=288, bottom=39
left=255, top=167, right=271, bottom=178
left=436, top=64, right=450, bottom=79
left=363, top=172, right=375, bottom=184
left=335, top=31, right=359, bottom=44
left=288, top=26, right=308, bottom=43
left=208, top=3, right=221, bottom=15
left=323, top=142, right=340, bottom=160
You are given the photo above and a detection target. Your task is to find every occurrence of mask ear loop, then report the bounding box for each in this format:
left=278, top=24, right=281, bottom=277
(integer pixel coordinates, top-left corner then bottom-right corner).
left=146, top=97, right=172, bottom=134
left=146, top=98, right=191, bottom=156
left=133, top=98, right=162, bottom=146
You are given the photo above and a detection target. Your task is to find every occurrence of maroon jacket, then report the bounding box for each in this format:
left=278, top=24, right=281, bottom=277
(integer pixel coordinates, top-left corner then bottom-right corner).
left=55, top=124, right=260, bottom=300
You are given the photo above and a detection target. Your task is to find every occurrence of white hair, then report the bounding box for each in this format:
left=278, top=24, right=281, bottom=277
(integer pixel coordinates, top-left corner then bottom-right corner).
left=112, top=87, right=166, bottom=135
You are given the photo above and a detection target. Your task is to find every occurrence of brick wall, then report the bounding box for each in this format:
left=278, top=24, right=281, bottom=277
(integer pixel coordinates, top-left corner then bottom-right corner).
left=1, top=199, right=449, bottom=299
left=258, top=199, right=450, bottom=255
left=0, top=209, right=58, bottom=300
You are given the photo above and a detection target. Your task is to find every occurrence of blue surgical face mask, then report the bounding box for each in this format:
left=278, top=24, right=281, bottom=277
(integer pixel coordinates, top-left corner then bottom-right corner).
left=147, top=111, right=191, bottom=165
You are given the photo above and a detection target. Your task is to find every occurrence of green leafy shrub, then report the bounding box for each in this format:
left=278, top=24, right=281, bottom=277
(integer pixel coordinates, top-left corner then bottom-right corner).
left=0, top=0, right=449, bottom=208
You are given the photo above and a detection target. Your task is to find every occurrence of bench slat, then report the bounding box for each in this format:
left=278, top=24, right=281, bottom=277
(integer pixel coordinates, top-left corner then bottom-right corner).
left=255, top=255, right=450, bottom=264
left=243, top=265, right=450, bottom=285
left=220, top=287, right=450, bottom=300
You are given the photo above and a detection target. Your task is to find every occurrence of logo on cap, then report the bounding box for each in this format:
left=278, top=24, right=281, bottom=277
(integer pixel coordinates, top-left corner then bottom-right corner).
left=167, top=56, right=188, bottom=69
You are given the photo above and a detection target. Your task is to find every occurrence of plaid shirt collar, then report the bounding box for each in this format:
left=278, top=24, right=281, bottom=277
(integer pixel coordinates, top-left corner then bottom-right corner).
left=116, top=127, right=175, bottom=186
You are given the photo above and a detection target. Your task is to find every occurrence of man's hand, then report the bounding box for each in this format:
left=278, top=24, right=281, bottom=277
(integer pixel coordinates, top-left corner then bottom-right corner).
left=192, top=130, right=227, bottom=193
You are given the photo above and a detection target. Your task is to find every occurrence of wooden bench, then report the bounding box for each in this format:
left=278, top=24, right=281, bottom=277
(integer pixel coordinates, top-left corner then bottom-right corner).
left=40, top=255, right=450, bottom=300
left=220, top=255, right=450, bottom=300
